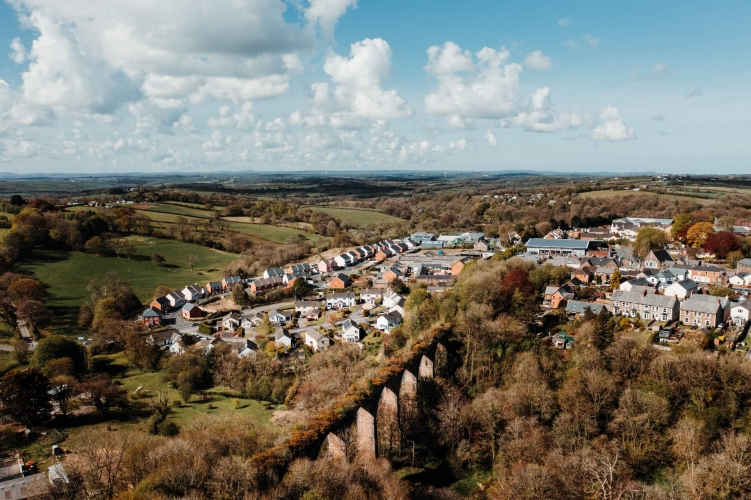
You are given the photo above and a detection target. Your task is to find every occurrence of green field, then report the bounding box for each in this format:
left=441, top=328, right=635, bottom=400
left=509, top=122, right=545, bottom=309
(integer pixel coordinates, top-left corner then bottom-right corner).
left=22, top=236, right=237, bottom=335
left=306, top=206, right=405, bottom=227
left=578, top=190, right=715, bottom=204
left=133, top=203, right=210, bottom=218
left=225, top=221, right=323, bottom=244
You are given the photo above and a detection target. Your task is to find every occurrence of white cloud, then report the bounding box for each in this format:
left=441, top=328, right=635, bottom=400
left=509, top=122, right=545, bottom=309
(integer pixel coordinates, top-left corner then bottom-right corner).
left=631, top=62, right=668, bottom=81
left=9, top=38, right=27, bottom=64
left=511, top=87, right=584, bottom=132
left=652, top=62, right=667, bottom=75
left=305, top=0, right=358, bottom=38
left=583, top=35, right=601, bottom=49
left=558, top=18, right=570, bottom=27
left=424, top=43, right=522, bottom=120
left=485, top=129, right=498, bottom=147
left=592, top=105, right=634, bottom=141
left=523, top=50, right=552, bottom=70
left=563, top=40, right=580, bottom=51
left=425, top=42, right=474, bottom=75
left=208, top=102, right=255, bottom=129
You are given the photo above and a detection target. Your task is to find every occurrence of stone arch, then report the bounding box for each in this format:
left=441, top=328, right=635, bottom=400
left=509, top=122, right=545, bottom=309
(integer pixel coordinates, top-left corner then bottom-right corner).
left=419, top=354, right=434, bottom=379
left=377, top=387, right=399, bottom=456
left=326, top=432, right=347, bottom=462
left=399, top=370, right=418, bottom=441
left=356, top=407, right=376, bottom=461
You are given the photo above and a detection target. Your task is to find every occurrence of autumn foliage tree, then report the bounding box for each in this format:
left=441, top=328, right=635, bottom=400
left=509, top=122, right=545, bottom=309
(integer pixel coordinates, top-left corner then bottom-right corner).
left=703, top=231, right=740, bottom=258
left=687, top=221, right=715, bottom=247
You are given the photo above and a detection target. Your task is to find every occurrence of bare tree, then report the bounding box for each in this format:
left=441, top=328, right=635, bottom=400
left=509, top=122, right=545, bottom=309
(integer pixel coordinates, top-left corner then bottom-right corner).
left=188, top=253, right=198, bottom=271
left=175, top=216, right=190, bottom=241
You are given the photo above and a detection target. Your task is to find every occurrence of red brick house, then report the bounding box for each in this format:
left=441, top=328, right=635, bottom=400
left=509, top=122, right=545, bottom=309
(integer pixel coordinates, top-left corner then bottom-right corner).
left=150, top=296, right=171, bottom=312
left=329, top=273, right=352, bottom=289
left=181, top=303, right=204, bottom=320
left=451, top=257, right=472, bottom=276
left=139, top=307, right=162, bottom=327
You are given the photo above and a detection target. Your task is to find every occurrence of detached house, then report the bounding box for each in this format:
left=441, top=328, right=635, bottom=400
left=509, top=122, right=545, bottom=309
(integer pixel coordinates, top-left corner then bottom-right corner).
left=205, top=281, right=223, bottom=295
left=304, top=329, right=330, bottom=352
left=641, top=249, right=675, bottom=271
left=268, top=309, right=292, bottom=324
left=151, top=296, right=171, bottom=312
left=664, top=279, right=699, bottom=300
left=341, top=319, right=362, bottom=343
left=222, top=313, right=241, bottom=331
left=181, top=284, right=204, bottom=302
left=241, top=312, right=265, bottom=332
left=329, top=273, right=352, bottom=289
left=360, top=289, right=382, bottom=304
left=729, top=273, right=751, bottom=286
left=139, top=307, right=162, bottom=327
left=543, top=285, right=574, bottom=309
left=181, top=303, right=204, bottom=320
left=382, top=289, right=402, bottom=309
left=376, top=311, right=402, bottom=332
left=730, top=299, right=751, bottom=326
left=610, top=290, right=679, bottom=322
left=274, top=327, right=294, bottom=349
left=222, top=276, right=243, bottom=291
left=326, top=292, right=356, bottom=310
left=295, top=300, right=321, bottom=320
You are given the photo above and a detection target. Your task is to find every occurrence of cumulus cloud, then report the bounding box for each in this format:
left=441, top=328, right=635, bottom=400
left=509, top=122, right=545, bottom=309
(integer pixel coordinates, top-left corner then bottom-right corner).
left=9, top=38, right=27, bottom=64
left=523, top=50, right=552, bottom=70
left=424, top=43, right=522, bottom=120
left=485, top=129, right=498, bottom=147
left=305, top=0, right=358, bottom=38
left=208, top=102, right=255, bottom=129
left=511, top=87, right=584, bottom=132
left=592, top=105, right=634, bottom=141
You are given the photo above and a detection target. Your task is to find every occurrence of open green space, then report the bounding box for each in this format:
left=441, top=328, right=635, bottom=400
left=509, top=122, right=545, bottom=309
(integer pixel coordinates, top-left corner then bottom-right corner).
left=134, top=203, right=210, bottom=218
left=306, top=205, right=405, bottom=227
left=21, top=236, right=237, bottom=335
left=225, top=221, right=324, bottom=244
left=578, top=189, right=715, bottom=204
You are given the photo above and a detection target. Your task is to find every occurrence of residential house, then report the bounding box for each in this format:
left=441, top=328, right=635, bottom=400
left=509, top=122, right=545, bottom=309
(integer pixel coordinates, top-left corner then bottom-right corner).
left=326, top=292, right=357, bottom=310
left=334, top=254, right=351, bottom=268
left=382, top=266, right=404, bottom=282
left=474, top=239, right=490, bottom=252
left=166, top=292, right=186, bottom=309
left=680, top=297, right=723, bottom=328
left=222, top=313, right=241, bottom=331
left=318, top=259, right=338, bottom=274
left=737, top=258, right=751, bottom=274
left=148, top=329, right=178, bottom=347
left=222, top=276, right=243, bottom=291
left=382, top=289, right=402, bottom=309
left=730, top=299, right=751, bottom=326
left=376, top=311, right=402, bottom=332
left=525, top=238, right=607, bottom=257
left=236, top=339, right=258, bottom=359
left=360, top=289, right=383, bottom=304
left=249, top=276, right=284, bottom=294
left=150, top=296, right=171, bottom=312
left=181, top=284, right=205, bottom=302
left=451, top=257, right=473, bottom=275
left=295, top=300, right=321, bottom=320
left=687, top=294, right=731, bottom=323
left=286, top=263, right=312, bottom=275
left=610, top=290, right=679, bottom=322
left=389, top=297, right=406, bottom=316
left=181, top=303, right=204, bottom=320
left=283, top=272, right=306, bottom=286
left=205, top=281, right=223, bottom=295
left=565, top=300, right=608, bottom=319
left=268, top=309, right=292, bottom=324
left=304, top=329, right=330, bottom=352
left=274, top=327, right=294, bottom=349
left=664, top=279, right=699, bottom=300
left=263, top=268, right=285, bottom=279
left=729, top=273, right=751, bottom=286
left=551, top=333, right=575, bottom=349
left=194, top=337, right=222, bottom=354
left=573, top=266, right=595, bottom=284
left=341, top=319, right=362, bottom=343
left=543, top=285, right=574, bottom=309
left=688, top=265, right=728, bottom=285
left=619, top=277, right=652, bottom=291
left=641, top=249, right=675, bottom=271
left=138, top=307, right=162, bottom=327
left=241, top=312, right=265, bottom=332
left=329, top=273, right=352, bottom=289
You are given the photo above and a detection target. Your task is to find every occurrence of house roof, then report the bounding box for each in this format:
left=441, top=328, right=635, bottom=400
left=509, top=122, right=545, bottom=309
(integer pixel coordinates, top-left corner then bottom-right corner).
left=150, top=329, right=177, bottom=343
left=141, top=307, right=161, bottom=318
left=328, top=292, right=356, bottom=300
left=269, top=308, right=291, bottom=318
left=360, top=289, right=382, bottom=296
left=274, top=327, right=291, bottom=341
left=296, top=300, right=320, bottom=308
left=680, top=298, right=722, bottom=314
left=223, top=312, right=241, bottom=322
left=611, top=290, right=678, bottom=308
left=648, top=249, right=674, bottom=263
left=565, top=301, right=606, bottom=315
left=332, top=273, right=351, bottom=283
left=667, top=279, right=698, bottom=291
left=739, top=258, right=751, bottom=268
left=153, top=296, right=170, bottom=306
left=305, top=329, right=326, bottom=341
left=689, top=294, right=730, bottom=309
left=182, top=303, right=199, bottom=312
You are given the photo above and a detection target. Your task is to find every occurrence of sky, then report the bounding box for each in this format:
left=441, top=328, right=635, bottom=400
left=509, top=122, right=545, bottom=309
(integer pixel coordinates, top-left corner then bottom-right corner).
left=0, top=0, right=750, bottom=174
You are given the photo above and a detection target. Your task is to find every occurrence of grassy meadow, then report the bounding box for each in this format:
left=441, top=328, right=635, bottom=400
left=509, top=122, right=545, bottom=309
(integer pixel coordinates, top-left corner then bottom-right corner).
left=21, top=236, right=237, bottom=335
left=306, top=205, right=405, bottom=227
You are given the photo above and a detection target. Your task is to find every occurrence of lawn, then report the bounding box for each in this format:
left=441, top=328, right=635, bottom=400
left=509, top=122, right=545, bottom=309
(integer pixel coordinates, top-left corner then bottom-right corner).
left=21, top=236, right=238, bottom=335
left=306, top=206, right=405, bottom=227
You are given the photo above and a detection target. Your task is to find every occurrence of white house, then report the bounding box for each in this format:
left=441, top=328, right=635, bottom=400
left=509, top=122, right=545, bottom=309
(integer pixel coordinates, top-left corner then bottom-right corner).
left=304, top=329, right=330, bottom=352
left=166, top=292, right=186, bottom=309
left=222, top=313, right=241, bottom=330
left=376, top=311, right=402, bottom=332
left=241, top=312, right=265, bottom=333
left=389, top=298, right=406, bottom=316
left=268, top=309, right=292, bottom=324
left=664, top=279, right=699, bottom=300
left=334, top=254, right=350, bottom=268
left=181, top=284, right=205, bottom=302
left=383, top=290, right=402, bottom=308
left=360, top=289, right=382, bottom=304
left=295, top=300, right=321, bottom=317
left=730, top=299, right=751, bottom=326
left=341, top=319, right=362, bottom=343
left=326, top=292, right=356, bottom=310
left=274, top=327, right=294, bottom=349
left=729, top=273, right=751, bottom=286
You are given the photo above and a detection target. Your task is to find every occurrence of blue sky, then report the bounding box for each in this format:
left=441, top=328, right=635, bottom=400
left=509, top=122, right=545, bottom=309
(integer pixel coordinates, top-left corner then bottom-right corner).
left=0, top=0, right=749, bottom=174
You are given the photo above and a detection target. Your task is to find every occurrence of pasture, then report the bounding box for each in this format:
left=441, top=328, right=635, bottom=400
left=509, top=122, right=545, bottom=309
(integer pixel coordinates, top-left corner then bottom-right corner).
left=306, top=205, right=405, bottom=227
left=578, top=190, right=715, bottom=204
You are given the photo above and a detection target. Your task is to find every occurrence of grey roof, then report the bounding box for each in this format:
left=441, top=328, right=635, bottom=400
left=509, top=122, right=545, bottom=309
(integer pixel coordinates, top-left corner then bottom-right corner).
left=688, top=294, right=730, bottom=309
left=296, top=300, right=320, bottom=308
left=565, top=301, right=607, bottom=315
left=739, top=258, right=751, bottom=267
left=680, top=298, right=722, bottom=314
left=668, top=279, right=698, bottom=290
left=611, top=290, right=678, bottom=309
left=328, top=292, right=356, bottom=299
left=526, top=238, right=592, bottom=249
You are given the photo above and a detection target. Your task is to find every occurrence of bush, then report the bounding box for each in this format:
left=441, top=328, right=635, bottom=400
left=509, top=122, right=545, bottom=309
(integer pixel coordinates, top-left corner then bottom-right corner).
left=198, top=323, right=214, bottom=335
left=172, top=400, right=182, bottom=408
left=232, top=398, right=241, bottom=409
left=157, top=420, right=180, bottom=436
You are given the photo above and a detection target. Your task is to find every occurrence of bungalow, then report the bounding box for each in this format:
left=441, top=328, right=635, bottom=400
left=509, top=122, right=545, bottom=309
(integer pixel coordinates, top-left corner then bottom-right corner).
left=295, top=300, right=321, bottom=319
left=222, top=276, right=243, bottom=291
left=249, top=276, right=284, bottom=294
left=263, top=268, right=285, bottom=279
left=688, top=265, right=728, bottom=285
left=274, top=327, right=294, bottom=349
left=181, top=284, right=205, bottom=302
left=376, top=311, right=402, bottom=332
left=329, top=273, right=352, bottom=289
left=318, top=259, right=339, bottom=274
left=641, top=249, right=675, bottom=271
left=551, top=333, right=575, bottom=349
left=341, top=319, right=362, bottom=343
left=326, top=292, right=357, bottom=310
left=181, top=303, right=204, bottom=320
left=664, top=279, right=699, bottom=300
left=166, top=292, right=186, bottom=309
left=382, top=290, right=402, bottom=309
left=680, top=298, right=723, bottom=328
left=730, top=299, right=751, bottom=326
left=222, top=313, right=241, bottom=331
left=360, top=289, right=383, bottom=304
left=610, top=290, right=679, bottom=322
left=565, top=300, right=608, bottom=319
left=241, top=312, right=265, bottom=332
left=304, top=329, right=330, bottom=352
left=151, top=296, right=171, bottom=312
left=205, top=281, right=223, bottom=295
left=138, top=307, right=162, bottom=327
left=268, top=309, right=292, bottom=324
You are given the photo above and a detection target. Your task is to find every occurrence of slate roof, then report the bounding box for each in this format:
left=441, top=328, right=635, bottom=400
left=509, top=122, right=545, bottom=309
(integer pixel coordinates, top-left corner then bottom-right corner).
left=611, top=290, right=678, bottom=308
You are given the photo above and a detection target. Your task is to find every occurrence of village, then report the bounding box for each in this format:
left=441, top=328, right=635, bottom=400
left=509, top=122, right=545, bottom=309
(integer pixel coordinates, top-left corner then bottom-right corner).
left=133, top=215, right=751, bottom=364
